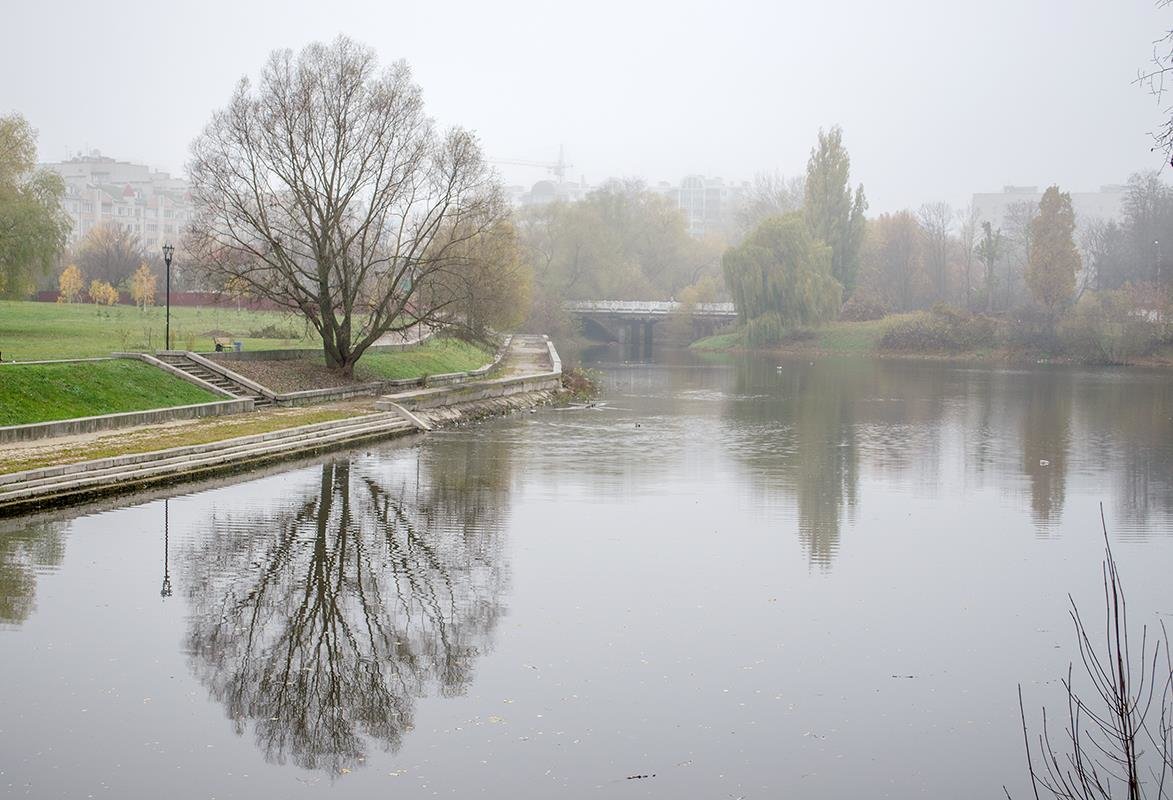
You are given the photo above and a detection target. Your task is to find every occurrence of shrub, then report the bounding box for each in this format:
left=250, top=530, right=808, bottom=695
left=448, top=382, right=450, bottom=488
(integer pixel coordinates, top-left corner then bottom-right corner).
left=1058, top=291, right=1165, bottom=364
left=839, top=293, right=889, bottom=322
left=879, top=305, right=998, bottom=352
left=1004, top=306, right=1062, bottom=353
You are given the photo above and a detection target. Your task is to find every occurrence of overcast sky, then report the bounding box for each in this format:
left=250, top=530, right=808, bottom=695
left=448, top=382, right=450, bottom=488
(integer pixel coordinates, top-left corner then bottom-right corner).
left=4, top=0, right=1169, bottom=212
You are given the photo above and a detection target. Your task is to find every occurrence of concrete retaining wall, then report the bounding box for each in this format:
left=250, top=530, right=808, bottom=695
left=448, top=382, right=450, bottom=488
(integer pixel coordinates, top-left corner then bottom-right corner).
left=377, top=371, right=562, bottom=412
left=268, top=335, right=514, bottom=406
left=0, top=398, right=254, bottom=444
left=115, top=352, right=236, bottom=398
left=0, top=357, right=116, bottom=366
left=205, top=329, right=439, bottom=362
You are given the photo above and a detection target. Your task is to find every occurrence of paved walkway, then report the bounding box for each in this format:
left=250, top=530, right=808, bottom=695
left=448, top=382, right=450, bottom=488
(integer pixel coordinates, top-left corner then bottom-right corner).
left=497, top=334, right=555, bottom=377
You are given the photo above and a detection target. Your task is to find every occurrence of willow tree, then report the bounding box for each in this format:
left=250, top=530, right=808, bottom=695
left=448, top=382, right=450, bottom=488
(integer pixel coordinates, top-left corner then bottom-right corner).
left=188, top=37, right=505, bottom=374
left=723, top=213, right=842, bottom=345
left=0, top=114, right=70, bottom=298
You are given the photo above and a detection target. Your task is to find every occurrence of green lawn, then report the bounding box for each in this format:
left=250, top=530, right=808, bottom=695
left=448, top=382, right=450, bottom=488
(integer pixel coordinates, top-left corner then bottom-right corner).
left=0, top=359, right=221, bottom=426
left=690, top=331, right=743, bottom=351
left=813, top=317, right=909, bottom=354
left=0, top=300, right=320, bottom=361
left=356, top=338, right=493, bottom=380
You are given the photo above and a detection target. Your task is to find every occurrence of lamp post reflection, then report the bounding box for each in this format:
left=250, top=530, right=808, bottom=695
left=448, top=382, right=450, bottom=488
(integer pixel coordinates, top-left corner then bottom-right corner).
left=160, top=498, right=172, bottom=599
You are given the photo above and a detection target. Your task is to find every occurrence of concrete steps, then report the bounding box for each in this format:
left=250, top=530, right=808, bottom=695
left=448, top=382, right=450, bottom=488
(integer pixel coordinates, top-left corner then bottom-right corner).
left=0, top=413, right=415, bottom=514
left=157, top=353, right=274, bottom=407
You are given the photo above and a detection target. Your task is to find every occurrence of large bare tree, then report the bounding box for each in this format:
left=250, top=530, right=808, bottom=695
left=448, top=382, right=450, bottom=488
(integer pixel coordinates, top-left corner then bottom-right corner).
left=188, top=37, right=504, bottom=374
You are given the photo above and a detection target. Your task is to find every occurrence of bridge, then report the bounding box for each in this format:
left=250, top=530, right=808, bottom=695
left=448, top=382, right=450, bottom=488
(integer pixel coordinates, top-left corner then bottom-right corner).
left=565, top=300, right=738, bottom=357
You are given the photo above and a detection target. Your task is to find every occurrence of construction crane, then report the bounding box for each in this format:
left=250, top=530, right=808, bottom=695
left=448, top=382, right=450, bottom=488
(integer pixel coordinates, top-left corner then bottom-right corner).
left=490, top=146, right=573, bottom=184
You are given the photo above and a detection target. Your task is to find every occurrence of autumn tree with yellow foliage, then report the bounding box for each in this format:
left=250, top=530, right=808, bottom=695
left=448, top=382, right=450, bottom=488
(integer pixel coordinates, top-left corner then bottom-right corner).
left=130, top=263, right=157, bottom=310
left=1027, top=186, right=1079, bottom=319
left=57, top=264, right=84, bottom=303
left=89, top=279, right=119, bottom=307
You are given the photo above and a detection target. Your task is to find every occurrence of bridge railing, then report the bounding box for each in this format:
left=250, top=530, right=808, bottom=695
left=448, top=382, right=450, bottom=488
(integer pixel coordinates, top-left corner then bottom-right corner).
left=565, top=300, right=737, bottom=317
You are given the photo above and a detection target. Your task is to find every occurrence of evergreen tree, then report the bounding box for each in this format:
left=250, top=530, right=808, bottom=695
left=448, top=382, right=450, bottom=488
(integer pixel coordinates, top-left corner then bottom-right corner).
left=804, top=126, right=867, bottom=295
left=1026, top=186, right=1079, bottom=317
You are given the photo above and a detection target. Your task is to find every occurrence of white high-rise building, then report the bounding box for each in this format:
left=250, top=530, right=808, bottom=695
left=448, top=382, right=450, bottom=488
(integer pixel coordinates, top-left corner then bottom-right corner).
left=39, top=151, right=193, bottom=250
left=971, top=184, right=1128, bottom=232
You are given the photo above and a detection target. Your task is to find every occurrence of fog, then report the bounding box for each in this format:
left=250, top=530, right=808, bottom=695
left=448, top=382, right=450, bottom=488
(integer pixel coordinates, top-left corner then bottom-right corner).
left=3, top=0, right=1169, bottom=211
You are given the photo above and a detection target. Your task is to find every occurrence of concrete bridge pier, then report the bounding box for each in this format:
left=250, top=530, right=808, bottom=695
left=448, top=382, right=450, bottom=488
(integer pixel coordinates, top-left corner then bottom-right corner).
left=620, top=319, right=656, bottom=361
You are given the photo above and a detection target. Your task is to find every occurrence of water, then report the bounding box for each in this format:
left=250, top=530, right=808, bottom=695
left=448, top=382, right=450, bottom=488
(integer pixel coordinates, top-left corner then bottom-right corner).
left=1, top=350, right=1171, bottom=798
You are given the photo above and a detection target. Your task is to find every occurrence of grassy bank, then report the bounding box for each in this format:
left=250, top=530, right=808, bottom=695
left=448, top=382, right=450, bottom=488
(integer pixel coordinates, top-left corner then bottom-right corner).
left=0, top=360, right=221, bottom=426
left=358, top=338, right=492, bottom=380
left=0, top=300, right=319, bottom=360
left=693, top=318, right=902, bottom=356
left=213, top=337, right=495, bottom=393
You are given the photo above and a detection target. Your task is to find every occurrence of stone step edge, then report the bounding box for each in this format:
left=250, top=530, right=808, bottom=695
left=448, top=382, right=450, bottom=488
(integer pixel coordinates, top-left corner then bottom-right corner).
left=0, top=418, right=415, bottom=504
left=0, top=422, right=419, bottom=517
left=0, top=412, right=397, bottom=487
left=3, top=416, right=410, bottom=495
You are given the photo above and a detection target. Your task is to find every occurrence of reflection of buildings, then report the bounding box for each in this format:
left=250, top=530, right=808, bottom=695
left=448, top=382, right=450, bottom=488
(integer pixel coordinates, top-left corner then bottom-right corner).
left=39, top=151, right=193, bottom=249
left=183, top=451, right=510, bottom=774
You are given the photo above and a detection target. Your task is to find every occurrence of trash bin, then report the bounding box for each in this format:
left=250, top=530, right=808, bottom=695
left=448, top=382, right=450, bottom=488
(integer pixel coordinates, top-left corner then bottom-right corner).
left=233, top=341, right=243, bottom=352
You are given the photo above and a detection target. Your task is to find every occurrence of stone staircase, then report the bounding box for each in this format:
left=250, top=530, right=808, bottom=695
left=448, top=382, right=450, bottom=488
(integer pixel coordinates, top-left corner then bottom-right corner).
left=156, top=351, right=275, bottom=408
left=0, top=412, right=419, bottom=515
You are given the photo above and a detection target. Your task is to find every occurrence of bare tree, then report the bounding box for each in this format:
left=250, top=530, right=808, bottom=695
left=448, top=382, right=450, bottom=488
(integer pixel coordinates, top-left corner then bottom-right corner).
left=1012, top=506, right=1173, bottom=800
left=74, top=223, right=145, bottom=287
left=958, top=205, right=981, bottom=310
left=1004, top=201, right=1039, bottom=310
left=1078, top=218, right=1111, bottom=300
left=188, top=37, right=505, bottom=374
left=918, top=202, right=953, bottom=304
left=735, top=170, right=804, bottom=235
left=1136, top=1, right=1173, bottom=166
left=977, top=221, right=1004, bottom=312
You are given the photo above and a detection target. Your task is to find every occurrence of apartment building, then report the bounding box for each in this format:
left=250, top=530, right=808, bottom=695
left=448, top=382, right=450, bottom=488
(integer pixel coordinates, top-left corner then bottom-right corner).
left=40, top=151, right=193, bottom=250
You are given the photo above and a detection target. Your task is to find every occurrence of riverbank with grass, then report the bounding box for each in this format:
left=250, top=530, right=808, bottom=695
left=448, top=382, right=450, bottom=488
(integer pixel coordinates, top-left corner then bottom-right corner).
left=0, top=300, right=319, bottom=361
left=692, top=318, right=900, bottom=357
left=692, top=309, right=1173, bottom=367
left=0, top=360, right=221, bottom=426
left=0, top=335, right=569, bottom=515
left=212, top=336, right=494, bottom=393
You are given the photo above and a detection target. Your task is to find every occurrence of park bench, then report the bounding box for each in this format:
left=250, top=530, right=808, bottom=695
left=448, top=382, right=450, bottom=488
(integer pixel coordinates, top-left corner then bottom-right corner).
left=212, top=337, right=234, bottom=352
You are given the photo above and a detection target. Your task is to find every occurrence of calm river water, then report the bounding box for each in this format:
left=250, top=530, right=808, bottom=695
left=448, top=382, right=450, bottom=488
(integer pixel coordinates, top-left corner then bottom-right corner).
left=1, top=350, right=1171, bottom=799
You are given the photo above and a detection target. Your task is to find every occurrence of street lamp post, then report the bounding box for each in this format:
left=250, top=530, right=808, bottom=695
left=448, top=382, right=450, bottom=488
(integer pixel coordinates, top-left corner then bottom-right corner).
left=162, top=243, right=174, bottom=351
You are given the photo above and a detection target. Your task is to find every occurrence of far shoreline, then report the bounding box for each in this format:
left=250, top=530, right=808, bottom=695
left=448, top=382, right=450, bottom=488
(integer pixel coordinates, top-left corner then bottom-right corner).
left=689, top=318, right=1173, bottom=371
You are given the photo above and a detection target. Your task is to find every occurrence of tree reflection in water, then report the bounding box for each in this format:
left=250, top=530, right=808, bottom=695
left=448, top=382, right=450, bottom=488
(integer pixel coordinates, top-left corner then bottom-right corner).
left=0, top=521, right=66, bottom=625
left=1020, top=373, right=1073, bottom=529
left=729, top=359, right=861, bottom=568
left=183, top=455, right=508, bottom=774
